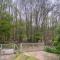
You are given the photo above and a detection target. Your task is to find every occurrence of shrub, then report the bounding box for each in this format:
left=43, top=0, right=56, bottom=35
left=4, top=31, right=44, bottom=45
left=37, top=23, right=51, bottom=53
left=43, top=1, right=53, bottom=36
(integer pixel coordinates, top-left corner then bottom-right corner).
left=45, top=47, right=60, bottom=54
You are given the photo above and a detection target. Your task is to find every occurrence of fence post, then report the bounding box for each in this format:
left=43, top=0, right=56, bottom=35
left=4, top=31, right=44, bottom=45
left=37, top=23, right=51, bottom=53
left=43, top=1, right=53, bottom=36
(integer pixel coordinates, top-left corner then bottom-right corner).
left=20, top=43, right=22, bottom=52
left=1, top=44, right=2, bottom=49
left=0, top=44, right=2, bottom=56
left=14, top=44, right=15, bottom=50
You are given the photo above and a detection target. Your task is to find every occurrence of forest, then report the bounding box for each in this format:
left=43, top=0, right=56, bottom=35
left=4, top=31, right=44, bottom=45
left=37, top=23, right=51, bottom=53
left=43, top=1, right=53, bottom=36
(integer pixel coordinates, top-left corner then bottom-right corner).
left=0, top=0, right=60, bottom=54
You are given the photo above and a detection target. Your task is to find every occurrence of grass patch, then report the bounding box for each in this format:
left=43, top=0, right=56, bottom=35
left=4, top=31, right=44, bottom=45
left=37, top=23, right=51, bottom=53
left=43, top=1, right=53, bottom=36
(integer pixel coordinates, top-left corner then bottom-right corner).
left=14, top=53, right=37, bottom=60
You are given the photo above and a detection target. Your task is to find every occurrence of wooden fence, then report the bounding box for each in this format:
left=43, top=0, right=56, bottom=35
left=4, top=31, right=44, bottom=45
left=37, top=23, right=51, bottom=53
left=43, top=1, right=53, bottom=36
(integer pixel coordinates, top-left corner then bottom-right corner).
left=0, top=42, right=45, bottom=54
left=20, top=42, right=45, bottom=52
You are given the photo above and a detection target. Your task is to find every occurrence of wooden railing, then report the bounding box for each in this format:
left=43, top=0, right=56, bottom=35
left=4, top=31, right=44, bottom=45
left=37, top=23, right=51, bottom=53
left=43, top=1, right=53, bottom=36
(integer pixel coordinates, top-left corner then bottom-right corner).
left=0, top=42, right=45, bottom=54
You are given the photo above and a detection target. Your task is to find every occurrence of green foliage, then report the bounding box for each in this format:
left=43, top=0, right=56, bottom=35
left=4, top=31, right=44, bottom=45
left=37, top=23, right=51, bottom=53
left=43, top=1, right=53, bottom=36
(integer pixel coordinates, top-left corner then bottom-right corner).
left=13, top=20, right=27, bottom=42
left=0, top=11, right=12, bottom=43
left=45, top=47, right=60, bottom=54
left=45, top=25, right=60, bottom=54
left=0, top=13, right=11, bottom=33
left=53, top=25, right=60, bottom=49
left=32, top=31, right=42, bottom=42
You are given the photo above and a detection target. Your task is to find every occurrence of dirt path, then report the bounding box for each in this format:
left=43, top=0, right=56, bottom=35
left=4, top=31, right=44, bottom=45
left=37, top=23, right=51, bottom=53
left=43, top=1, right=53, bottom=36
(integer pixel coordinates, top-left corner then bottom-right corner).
left=0, top=54, right=15, bottom=60
left=24, top=51, right=59, bottom=60
left=0, top=51, right=59, bottom=60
